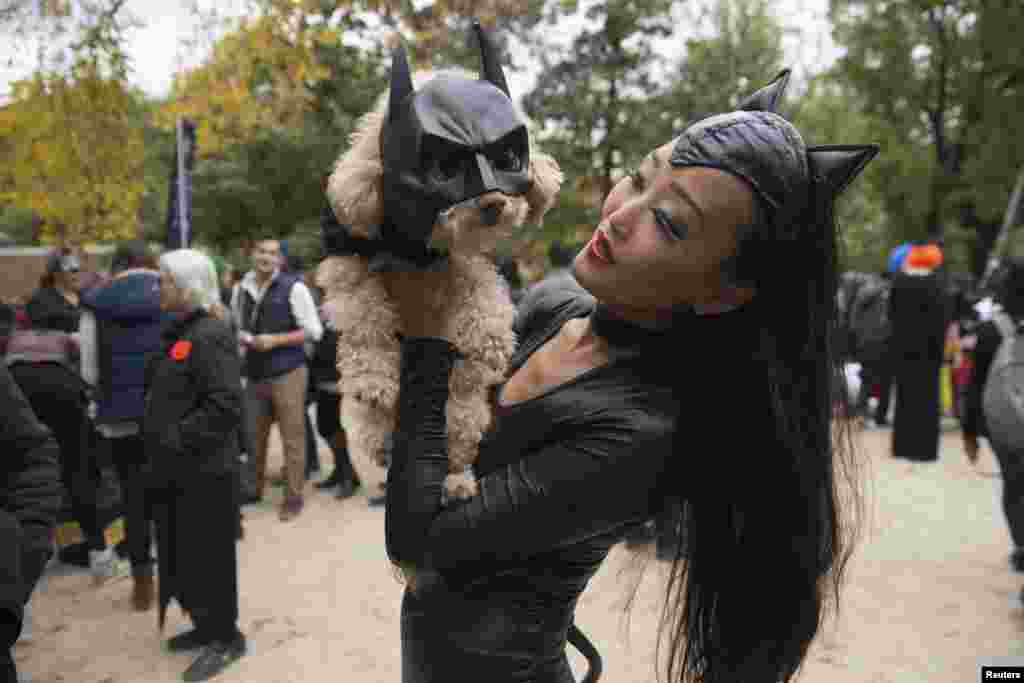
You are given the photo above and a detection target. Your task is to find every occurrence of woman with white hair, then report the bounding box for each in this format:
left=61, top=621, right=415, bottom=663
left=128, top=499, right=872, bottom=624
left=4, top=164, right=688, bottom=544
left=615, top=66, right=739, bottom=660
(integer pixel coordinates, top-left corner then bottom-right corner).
left=145, top=249, right=246, bottom=682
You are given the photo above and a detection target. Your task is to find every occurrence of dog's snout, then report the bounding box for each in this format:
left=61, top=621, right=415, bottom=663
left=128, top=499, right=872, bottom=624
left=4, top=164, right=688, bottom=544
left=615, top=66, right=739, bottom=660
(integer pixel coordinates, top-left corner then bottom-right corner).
left=478, top=195, right=506, bottom=226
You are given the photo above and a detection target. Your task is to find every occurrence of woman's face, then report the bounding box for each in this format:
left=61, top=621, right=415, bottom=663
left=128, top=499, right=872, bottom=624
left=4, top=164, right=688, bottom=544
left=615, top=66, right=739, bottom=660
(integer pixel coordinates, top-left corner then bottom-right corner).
left=159, top=269, right=185, bottom=312
left=572, top=139, right=758, bottom=313
left=56, top=269, right=81, bottom=293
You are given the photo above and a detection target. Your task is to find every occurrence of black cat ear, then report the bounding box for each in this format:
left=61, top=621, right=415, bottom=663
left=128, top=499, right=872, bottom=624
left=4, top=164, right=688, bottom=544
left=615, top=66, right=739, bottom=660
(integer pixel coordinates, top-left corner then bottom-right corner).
left=807, top=144, right=880, bottom=198
left=473, top=19, right=510, bottom=98
left=388, top=41, right=414, bottom=124
left=737, top=69, right=792, bottom=113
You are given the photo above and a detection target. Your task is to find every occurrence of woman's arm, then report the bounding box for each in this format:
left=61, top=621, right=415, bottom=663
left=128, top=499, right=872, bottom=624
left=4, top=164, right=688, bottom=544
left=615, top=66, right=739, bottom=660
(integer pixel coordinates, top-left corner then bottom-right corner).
left=385, top=338, right=671, bottom=572
left=0, top=365, right=62, bottom=599
left=165, top=323, right=243, bottom=457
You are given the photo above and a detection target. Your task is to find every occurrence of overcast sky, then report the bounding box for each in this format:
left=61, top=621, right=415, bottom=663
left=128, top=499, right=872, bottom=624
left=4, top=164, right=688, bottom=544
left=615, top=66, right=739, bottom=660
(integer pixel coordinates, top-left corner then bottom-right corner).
left=1, top=0, right=841, bottom=101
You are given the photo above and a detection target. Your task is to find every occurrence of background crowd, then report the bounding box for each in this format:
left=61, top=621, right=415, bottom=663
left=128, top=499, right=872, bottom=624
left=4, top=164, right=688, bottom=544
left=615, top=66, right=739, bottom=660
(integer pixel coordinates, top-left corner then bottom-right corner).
left=7, top=230, right=1024, bottom=681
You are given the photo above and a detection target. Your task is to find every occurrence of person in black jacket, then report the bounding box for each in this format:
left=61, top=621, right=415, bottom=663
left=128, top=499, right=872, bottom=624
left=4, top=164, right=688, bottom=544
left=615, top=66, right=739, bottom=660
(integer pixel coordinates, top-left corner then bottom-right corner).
left=376, top=69, right=874, bottom=683
left=26, top=248, right=84, bottom=333
left=146, top=249, right=246, bottom=683
left=1, top=363, right=62, bottom=683
left=963, top=258, right=1024, bottom=573
left=890, top=250, right=949, bottom=461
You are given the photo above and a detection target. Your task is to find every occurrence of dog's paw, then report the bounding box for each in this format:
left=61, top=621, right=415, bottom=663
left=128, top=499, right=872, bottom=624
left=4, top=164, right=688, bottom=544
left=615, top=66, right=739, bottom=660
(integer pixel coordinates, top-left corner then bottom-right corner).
left=443, top=471, right=479, bottom=503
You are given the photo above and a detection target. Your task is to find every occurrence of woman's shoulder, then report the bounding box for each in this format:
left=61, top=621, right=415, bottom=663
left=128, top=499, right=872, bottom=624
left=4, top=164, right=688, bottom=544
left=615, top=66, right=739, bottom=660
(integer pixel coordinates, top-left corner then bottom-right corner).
left=181, top=311, right=235, bottom=346
left=514, top=271, right=594, bottom=339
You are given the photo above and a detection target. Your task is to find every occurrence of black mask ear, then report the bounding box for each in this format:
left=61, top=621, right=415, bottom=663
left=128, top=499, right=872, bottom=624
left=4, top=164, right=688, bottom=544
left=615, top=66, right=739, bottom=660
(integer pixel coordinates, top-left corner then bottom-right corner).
left=388, top=41, right=415, bottom=124
left=737, top=69, right=792, bottom=113
left=473, top=19, right=510, bottom=98
left=807, top=144, right=880, bottom=198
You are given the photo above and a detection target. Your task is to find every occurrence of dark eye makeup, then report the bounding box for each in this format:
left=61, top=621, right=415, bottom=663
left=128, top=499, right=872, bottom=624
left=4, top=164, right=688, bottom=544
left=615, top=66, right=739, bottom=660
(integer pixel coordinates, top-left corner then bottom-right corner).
left=628, top=168, right=688, bottom=240
left=653, top=208, right=688, bottom=240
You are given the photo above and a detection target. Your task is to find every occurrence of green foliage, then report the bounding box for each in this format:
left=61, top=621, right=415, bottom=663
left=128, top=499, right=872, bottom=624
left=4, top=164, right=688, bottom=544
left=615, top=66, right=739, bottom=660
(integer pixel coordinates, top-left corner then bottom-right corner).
left=663, top=0, right=785, bottom=126
left=0, top=204, right=37, bottom=245
left=521, top=0, right=676, bottom=247
left=522, top=0, right=787, bottom=255
left=829, top=0, right=1024, bottom=276
left=187, top=124, right=339, bottom=252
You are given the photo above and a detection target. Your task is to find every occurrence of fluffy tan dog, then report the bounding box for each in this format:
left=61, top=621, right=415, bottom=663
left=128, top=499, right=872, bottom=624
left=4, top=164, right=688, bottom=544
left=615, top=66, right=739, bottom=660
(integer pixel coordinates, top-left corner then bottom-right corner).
left=317, top=67, right=562, bottom=503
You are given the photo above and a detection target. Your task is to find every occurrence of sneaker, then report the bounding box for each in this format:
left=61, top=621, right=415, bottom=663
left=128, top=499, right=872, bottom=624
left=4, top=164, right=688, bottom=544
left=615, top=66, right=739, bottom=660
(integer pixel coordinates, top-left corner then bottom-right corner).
left=240, top=491, right=263, bottom=506
left=89, top=548, right=127, bottom=585
left=166, top=628, right=213, bottom=653
left=335, top=479, right=358, bottom=500
left=367, top=484, right=387, bottom=507
left=182, top=635, right=246, bottom=682
left=314, top=469, right=340, bottom=490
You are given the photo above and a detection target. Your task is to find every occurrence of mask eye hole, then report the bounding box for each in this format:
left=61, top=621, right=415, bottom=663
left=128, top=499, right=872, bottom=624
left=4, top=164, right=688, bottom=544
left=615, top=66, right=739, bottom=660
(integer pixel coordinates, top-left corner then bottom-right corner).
left=435, top=154, right=464, bottom=179
left=422, top=136, right=468, bottom=181
left=494, top=147, right=523, bottom=173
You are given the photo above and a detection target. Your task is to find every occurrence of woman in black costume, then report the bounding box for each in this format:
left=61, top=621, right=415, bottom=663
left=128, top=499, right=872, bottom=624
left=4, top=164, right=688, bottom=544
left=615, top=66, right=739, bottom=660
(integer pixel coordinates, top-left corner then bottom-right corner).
left=374, top=65, right=875, bottom=682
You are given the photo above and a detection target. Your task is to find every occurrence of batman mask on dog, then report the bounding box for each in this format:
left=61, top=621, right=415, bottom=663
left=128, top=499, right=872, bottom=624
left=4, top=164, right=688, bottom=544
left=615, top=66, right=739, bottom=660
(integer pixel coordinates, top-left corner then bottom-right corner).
left=372, top=21, right=531, bottom=271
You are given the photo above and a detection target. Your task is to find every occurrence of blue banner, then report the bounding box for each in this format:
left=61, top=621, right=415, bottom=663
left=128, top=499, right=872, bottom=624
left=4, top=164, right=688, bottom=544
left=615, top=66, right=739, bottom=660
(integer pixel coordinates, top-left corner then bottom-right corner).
left=165, top=118, right=197, bottom=250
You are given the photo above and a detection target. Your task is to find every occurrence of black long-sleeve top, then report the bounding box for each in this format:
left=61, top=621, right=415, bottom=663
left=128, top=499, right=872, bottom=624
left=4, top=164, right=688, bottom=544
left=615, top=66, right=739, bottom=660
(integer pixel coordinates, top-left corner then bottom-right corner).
left=0, top=363, right=62, bottom=648
left=25, top=286, right=80, bottom=333
left=144, top=310, right=243, bottom=488
left=385, top=278, right=680, bottom=682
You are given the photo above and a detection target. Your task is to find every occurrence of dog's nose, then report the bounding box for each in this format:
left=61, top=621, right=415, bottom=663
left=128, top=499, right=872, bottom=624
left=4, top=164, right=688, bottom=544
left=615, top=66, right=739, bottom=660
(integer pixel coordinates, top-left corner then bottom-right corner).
left=478, top=195, right=506, bottom=226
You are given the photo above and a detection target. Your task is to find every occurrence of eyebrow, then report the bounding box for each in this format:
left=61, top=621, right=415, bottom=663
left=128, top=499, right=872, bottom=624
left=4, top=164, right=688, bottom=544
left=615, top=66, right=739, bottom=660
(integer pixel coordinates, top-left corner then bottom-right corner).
left=649, top=150, right=706, bottom=224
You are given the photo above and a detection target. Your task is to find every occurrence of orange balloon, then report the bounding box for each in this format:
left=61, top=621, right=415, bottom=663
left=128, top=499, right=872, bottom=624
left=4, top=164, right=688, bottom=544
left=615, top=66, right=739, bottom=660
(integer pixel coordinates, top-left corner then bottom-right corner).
left=906, top=244, right=943, bottom=270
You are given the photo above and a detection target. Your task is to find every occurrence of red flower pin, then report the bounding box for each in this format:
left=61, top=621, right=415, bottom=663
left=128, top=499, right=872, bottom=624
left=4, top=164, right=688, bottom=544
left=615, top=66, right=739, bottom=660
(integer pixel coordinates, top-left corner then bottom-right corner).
left=169, top=340, right=192, bottom=361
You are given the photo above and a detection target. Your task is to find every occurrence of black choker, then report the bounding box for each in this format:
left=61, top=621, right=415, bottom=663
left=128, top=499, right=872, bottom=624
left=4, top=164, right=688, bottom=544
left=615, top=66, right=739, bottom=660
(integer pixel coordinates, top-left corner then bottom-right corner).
left=590, top=304, right=684, bottom=349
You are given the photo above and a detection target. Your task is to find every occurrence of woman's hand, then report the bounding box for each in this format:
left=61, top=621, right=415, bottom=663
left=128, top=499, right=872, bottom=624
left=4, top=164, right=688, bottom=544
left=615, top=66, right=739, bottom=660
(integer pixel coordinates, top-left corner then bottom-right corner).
left=383, top=271, right=453, bottom=341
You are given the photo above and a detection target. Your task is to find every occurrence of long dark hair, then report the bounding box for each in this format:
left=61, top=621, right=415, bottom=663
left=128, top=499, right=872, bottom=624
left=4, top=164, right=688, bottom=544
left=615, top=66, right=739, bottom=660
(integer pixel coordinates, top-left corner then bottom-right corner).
left=39, top=246, right=75, bottom=290
left=657, top=177, right=861, bottom=683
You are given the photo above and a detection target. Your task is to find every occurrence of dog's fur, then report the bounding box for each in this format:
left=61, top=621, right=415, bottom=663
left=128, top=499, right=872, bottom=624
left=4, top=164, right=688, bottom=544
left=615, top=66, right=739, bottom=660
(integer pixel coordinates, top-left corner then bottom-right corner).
left=318, top=69, right=562, bottom=503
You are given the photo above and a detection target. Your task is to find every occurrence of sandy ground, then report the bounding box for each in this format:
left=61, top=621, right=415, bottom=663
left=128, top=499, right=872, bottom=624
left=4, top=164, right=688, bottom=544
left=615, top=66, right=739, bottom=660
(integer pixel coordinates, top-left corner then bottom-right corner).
left=14, top=423, right=1024, bottom=683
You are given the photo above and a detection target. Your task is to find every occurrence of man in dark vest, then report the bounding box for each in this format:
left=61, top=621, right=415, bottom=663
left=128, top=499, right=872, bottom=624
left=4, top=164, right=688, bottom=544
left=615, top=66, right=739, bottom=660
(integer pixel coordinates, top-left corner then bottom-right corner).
left=80, top=240, right=166, bottom=610
left=231, top=238, right=322, bottom=522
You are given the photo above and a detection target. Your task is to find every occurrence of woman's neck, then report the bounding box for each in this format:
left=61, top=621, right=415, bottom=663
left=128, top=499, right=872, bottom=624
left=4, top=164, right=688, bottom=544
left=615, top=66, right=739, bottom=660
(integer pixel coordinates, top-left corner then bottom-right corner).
left=581, top=303, right=676, bottom=353
left=55, top=285, right=78, bottom=304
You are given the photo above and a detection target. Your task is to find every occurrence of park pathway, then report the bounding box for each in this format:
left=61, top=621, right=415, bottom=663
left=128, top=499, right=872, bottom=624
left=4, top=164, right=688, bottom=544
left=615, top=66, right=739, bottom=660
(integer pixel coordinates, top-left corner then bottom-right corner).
left=15, top=426, right=1024, bottom=682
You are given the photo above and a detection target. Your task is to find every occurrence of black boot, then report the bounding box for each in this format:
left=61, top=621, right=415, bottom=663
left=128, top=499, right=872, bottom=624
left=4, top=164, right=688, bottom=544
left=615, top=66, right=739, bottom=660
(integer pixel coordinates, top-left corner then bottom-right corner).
left=314, top=469, right=341, bottom=490
left=335, top=478, right=358, bottom=500
left=182, top=632, right=246, bottom=682
left=368, top=481, right=387, bottom=507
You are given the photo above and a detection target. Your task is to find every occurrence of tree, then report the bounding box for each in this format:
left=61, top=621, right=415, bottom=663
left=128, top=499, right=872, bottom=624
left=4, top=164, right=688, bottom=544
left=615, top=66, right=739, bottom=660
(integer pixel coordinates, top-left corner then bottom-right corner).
left=184, top=123, right=337, bottom=251
left=2, top=0, right=137, bottom=84
left=519, top=0, right=674, bottom=250
left=520, top=0, right=786, bottom=254
left=663, top=0, right=785, bottom=127
left=789, top=75, right=888, bottom=272
left=830, top=0, right=1024, bottom=276
left=0, top=58, right=145, bottom=244
left=158, top=9, right=339, bottom=157
left=163, top=1, right=541, bottom=158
